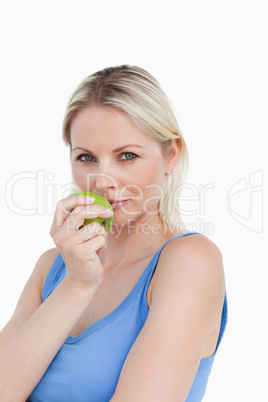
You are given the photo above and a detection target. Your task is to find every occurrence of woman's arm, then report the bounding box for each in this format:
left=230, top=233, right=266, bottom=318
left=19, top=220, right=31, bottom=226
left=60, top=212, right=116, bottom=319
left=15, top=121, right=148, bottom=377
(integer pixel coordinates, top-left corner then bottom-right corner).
left=0, top=195, right=112, bottom=401
left=0, top=249, right=100, bottom=402
left=0, top=248, right=58, bottom=344
left=111, top=234, right=226, bottom=402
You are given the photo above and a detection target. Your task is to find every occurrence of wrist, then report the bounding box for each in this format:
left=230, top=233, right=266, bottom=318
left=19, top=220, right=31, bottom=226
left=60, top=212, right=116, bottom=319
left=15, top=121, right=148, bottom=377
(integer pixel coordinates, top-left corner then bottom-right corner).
left=59, top=278, right=100, bottom=302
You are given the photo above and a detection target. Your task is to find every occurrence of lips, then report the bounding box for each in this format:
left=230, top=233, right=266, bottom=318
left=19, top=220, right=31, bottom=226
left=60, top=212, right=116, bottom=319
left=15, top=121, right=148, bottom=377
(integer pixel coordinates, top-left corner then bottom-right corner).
left=108, top=199, right=130, bottom=209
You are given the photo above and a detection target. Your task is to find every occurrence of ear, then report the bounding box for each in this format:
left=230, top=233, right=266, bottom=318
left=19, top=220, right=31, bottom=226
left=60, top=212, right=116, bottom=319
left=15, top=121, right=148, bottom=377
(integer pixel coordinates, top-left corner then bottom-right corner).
left=165, top=138, right=181, bottom=174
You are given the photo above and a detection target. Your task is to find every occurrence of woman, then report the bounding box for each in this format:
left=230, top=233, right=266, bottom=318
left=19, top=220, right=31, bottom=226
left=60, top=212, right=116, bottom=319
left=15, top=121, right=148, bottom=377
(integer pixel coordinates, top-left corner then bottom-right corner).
left=0, top=65, right=227, bottom=401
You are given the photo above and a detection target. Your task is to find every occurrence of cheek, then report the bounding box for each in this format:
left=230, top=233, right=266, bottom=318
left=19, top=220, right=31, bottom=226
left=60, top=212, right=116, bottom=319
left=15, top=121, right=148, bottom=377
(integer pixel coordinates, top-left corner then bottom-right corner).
left=144, top=165, right=166, bottom=199
left=141, top=160, right=165, bottom=184
left=124, top=163, right=165, bottom=199
left=71, top=165, right=87, bottom=188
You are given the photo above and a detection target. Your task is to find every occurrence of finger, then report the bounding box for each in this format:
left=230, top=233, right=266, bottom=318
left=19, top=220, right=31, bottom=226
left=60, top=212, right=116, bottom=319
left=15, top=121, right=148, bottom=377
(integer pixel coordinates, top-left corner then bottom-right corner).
left=85, top=235, right=107, bottom=260
left=67, top=205, right=113, bottom=231
left=96, top=245, right=107, bottom=256
left=75, top=221, right=108, bottom=243
left=71, top=203, right=113, bottom=218
left=50, top=195, right=96, bottom=235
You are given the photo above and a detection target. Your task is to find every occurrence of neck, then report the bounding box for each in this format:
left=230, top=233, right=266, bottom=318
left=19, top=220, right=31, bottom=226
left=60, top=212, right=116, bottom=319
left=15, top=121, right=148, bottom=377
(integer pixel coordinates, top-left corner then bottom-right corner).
left=99, top=214, right=178, bottom=269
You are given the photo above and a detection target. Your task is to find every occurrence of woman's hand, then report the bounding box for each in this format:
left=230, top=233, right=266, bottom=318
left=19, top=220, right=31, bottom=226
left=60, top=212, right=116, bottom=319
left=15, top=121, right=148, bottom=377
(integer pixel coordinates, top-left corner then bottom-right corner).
left=50, top=194, right=113, bottom=290
left=0, top=194, right=114, bottom=400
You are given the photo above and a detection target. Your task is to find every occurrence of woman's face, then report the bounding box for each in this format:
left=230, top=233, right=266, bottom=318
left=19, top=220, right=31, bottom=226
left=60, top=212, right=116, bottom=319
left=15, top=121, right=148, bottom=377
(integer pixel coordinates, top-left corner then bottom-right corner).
left=70, top=106, right=171, bottom=228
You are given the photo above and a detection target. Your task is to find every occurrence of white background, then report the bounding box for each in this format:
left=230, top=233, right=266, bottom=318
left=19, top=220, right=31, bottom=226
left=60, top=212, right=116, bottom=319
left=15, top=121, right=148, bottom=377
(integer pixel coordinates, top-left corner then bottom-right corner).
left=0, top=1, right=267, bottom=400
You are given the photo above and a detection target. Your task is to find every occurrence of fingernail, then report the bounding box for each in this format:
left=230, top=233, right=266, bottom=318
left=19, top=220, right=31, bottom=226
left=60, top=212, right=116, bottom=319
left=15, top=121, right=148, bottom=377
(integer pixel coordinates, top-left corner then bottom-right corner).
left=86, top=196, right=95, bottom=202
left=105, top=208, right=113, bottom=214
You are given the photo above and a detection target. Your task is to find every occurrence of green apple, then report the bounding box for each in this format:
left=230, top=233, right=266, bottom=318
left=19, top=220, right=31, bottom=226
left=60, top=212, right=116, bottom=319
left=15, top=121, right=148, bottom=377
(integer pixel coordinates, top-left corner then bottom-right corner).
left=68, top=191, right=114, bottom=232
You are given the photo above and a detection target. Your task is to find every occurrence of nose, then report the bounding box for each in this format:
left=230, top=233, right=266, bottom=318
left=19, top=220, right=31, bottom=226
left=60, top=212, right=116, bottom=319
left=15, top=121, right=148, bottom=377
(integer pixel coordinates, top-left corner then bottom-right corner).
left=95, top=171, right=118, bottom=192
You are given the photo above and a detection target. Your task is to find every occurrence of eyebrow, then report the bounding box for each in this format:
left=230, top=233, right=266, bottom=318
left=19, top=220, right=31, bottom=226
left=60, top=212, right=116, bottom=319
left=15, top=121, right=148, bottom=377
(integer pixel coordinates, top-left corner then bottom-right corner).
left=72, top=144, right=143, bottom=153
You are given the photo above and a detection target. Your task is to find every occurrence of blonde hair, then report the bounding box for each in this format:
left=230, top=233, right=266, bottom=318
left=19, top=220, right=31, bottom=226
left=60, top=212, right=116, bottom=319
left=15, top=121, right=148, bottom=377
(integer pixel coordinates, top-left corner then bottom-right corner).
left=62, top=65, right=188, bottom=232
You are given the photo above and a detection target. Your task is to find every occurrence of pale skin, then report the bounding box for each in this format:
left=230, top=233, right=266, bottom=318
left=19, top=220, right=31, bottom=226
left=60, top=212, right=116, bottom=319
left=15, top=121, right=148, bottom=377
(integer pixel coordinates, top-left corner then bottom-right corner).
left=0, top=106, right=225, bottom=401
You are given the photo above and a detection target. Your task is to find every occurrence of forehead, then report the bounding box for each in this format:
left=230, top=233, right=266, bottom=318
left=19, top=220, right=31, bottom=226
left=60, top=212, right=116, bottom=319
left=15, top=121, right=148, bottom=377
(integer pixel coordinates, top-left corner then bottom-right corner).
left=70, top=106, right=157, bottom=147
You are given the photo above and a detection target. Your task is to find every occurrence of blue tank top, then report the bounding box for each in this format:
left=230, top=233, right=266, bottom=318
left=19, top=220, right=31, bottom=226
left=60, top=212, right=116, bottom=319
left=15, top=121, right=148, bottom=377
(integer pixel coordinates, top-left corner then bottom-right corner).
left=29, top=232, right=227, bottom=401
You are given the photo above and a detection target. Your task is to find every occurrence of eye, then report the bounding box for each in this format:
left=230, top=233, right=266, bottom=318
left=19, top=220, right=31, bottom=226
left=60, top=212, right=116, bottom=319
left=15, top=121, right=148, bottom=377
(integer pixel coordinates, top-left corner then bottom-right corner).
left=120, top=152, right=138, bottom=161
left=76, top=154, right=95, bottom=162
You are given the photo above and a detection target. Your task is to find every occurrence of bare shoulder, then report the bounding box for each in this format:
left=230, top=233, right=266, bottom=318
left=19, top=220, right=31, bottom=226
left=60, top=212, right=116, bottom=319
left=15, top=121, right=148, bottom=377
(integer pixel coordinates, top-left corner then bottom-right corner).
left=150, top=233, right=225, bottom=321
left=24, top=246, right=59, bottom=293
left=111, top=234, right=226, bottom=400
left=15, top=246, right=59, bottom=312
left=159, top=233, right=224, bottom=280
left=0, top=247, right=59, bottom=340
left=33, top=247, right=59, bottom=286
left=165, top=232, right=221, bottom=256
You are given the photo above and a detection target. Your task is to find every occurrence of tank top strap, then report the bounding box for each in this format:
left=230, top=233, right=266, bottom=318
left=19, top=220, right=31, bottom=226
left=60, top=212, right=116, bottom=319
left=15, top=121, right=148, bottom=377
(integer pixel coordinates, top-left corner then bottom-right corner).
left=42, top=252, right=66, bottom=301
left=145, top=231, right=199, bottom=278
left=140, top=231, right=199, bottom=323
left=42, top=232, right=198, bottom=305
